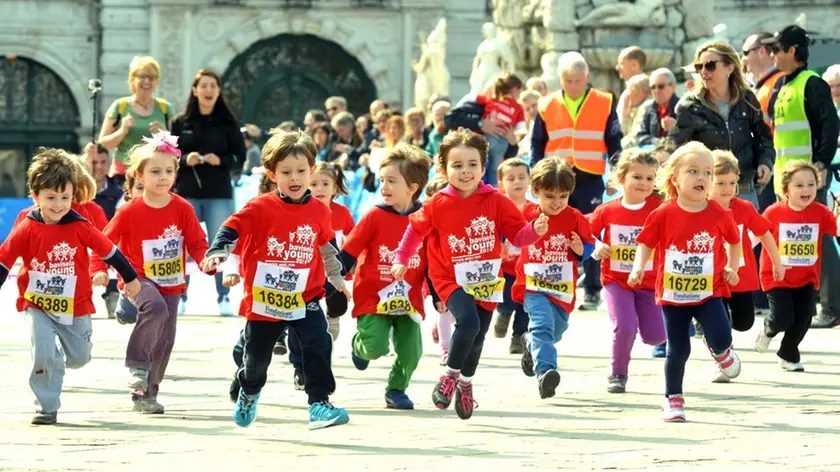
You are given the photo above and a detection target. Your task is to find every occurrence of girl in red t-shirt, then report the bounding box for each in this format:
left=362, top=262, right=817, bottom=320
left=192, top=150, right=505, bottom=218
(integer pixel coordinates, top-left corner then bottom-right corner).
left=628, top=142, right=743, bottom=423
left=755, top=161, right=839, bottom=372
left=391, top=128, right=547, bottom=420
left=589, top=149, right=665, bottom=394
left=475, top=73, right=527, bottom=186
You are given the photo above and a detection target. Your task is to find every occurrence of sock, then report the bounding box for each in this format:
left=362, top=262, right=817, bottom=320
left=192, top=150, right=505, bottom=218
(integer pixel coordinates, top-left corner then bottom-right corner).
left=445, top=367, right=460, bottom=379
left=459, top=375, right=473, bottom=385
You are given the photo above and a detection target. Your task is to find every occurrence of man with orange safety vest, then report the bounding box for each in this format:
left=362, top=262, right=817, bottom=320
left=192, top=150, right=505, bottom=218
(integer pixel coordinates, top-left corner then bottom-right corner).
left=531, top=51, right=623, bottom=311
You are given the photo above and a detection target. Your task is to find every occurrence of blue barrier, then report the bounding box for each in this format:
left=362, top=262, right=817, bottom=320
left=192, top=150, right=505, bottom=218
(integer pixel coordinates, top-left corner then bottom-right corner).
left=0, top=198, right=33, bottom=242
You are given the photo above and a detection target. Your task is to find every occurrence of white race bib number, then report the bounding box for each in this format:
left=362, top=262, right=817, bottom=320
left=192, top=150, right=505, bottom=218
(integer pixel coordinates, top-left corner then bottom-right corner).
left=251, top=262, right=309, bottom=320
left=454, top=258, right=504, bottom=303
left=737, top=224, right=745, bottom=268
left=778, top=223, right=818, bottom=267
left=376, top=280, right=419, bottom=315
left=609, top=224, right=652, bottom=273
left=24, top=271, right=77, bottom=325
left=524, top=262, right=574, bottom=303
left=142, top=237, right=185, bottom=287
left=662, top=249, right=713, bottom=304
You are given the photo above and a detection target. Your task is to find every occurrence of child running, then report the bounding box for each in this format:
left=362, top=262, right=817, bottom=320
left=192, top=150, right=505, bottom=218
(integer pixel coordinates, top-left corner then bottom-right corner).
left=514, top=157, right=595, bottom=399
left=203, top=130, right=351, bottom=430
left=0, top=148, right=140, bottom=425
left=475, top=73, right=527, bottom=186
left=628, top=141, right=743, bottom=422
left=589, top=149, right=665, bottom=394
left=755, top=160, right=838, bottom=372
left=91, top=131, right=209, bottom=414
left=113, top=173, right=145, bottom=325
left=391, top=128, right=548, bottom=420
left=494, top=158, right=537, bottom=354
left=341, top=144, right=431, bottom=409
left=424, top=176, right=454, bottom=365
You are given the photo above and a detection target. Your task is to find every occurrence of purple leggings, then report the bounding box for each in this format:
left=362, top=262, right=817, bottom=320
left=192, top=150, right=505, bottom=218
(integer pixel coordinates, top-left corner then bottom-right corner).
left=604, top=283, right=666, bottom=376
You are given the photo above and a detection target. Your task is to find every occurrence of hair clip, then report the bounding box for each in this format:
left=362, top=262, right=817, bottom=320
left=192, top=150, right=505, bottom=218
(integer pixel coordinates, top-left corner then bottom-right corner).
left=142, top=131, right=182, bottom=158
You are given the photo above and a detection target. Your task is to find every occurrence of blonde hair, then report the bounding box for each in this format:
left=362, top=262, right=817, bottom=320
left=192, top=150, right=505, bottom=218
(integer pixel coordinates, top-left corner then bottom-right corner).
left=530, top=157, right=576, bottom=193
left=69, top=155, right=97, bottom=204
left=380, top=144, right=432, bottom=202
left=711, top=149, right=740, bottom=177
left=780, top=160, right=822, bottom=195
left=497, top=157, right=530, bottom=182
left=690, top=41, right=752, bottom=109
left=128, top=56, right=161, bottom=93
left=518, top=89, right=541, bottom=104
left=403, top=107, right=426, bottom=132
left=126, top=143, right=180, bottom=179
left=610, top=148, right=659, bottom=187
left=656, top=141, right=713, bottom=200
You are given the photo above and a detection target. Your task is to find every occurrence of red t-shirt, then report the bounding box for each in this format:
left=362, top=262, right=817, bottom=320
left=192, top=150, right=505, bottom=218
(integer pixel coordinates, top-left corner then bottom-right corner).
left=512, top=205, right=594, bottom=313
left=1, top=210, right=117, bottom=318
left=221, top=192, right=334, bottom=322
left=342, top=206, right=428, bottom=319
left=14, top=201, right=108, bottom=231
left=724, top=197, right=772, bottom=293
left=409, top=186, right=529, bottom=311
left=330, top=201, right=355, bottom=247
left=476, top=94, right=526, bottom=130
left=91, top=193, right=209, bottom=296
left=589, top=196, right=662, bottom=291
left=635, top=200, right=740, bottom=306
left=760, top=201, right=838, bottom=291
left=502, top=201, right=540, bottom=276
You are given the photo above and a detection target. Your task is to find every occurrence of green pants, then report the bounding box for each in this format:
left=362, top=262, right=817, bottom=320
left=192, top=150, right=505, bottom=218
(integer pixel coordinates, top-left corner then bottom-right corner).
left=352, top=314, right=423, bottom=392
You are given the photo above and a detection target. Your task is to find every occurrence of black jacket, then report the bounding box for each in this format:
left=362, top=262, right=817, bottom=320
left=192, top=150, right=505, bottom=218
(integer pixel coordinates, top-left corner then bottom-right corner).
left=170, top=113, right=246, bottom=199
left=669, top=91, right=774, bottom=184
left=93, top=176, right=125, bottom=221
left=634, top=94, right=680, bottom=146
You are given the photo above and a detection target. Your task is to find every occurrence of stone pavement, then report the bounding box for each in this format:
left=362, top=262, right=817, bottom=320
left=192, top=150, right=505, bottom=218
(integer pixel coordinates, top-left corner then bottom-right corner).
left=0, top=277, right=839, bottom=472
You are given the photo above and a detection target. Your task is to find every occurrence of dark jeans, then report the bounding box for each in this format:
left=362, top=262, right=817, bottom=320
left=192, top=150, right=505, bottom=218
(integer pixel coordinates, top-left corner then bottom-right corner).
left=497, top=273, right=529, bottom=339
left=233, top=327, right=301, bottom=369
left=569, top=169, right=604, bottom=295
left=661, top=298, right=733, bottom=396
left=445, top=288, right=493, bottom=378
left=724, top=291, right=756, bottom=332
left=237, top=300, right=334, bottom=404
left=765, top=283, right=816, bottom=363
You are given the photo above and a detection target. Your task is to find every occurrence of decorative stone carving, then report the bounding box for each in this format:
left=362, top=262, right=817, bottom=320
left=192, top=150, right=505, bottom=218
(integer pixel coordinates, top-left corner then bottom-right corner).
left=666, top=8, right=683, bottom=29
left=413, top=19, right=450, bottom=110
left=494, top=0, right=528, bottom=69
left=574, top=0, right=666, bottom=28
left=469, top=22, right=517, bottom=94
left=681, top=0, right=715, bottom=40
left=539, top=51, right=560, bottom=92
left=151, top=7, right=185, bottom=112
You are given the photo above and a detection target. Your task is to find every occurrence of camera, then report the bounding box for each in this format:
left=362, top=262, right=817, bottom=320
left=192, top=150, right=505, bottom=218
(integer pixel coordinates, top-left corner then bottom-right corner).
left=88, top=79, right=102, bottom=93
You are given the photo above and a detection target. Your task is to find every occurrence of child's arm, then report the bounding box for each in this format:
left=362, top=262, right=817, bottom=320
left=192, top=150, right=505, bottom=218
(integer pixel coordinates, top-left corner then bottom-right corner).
left=320, top=239, right=349, bottom=297
left=337, top=250, right=357, bottom=275
left=221, top=253, right=241, bottom=277
left=757, top=231, right=785, bottom=281
left=627, top=243, right=653, bottom=287
left=724, top=242, right=741, bottom=285
left=183, top=207, right=211, bottom=270
left=393, top=206, right=433, bottom=273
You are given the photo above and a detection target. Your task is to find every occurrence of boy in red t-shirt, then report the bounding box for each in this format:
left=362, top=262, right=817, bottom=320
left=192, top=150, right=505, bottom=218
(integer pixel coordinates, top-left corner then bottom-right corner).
left=475, top=73, right=527, bottom=186
left=203, top=131, right=350, bottom=430
left=755, top=161, right=839, bottom=372
left=0, top=149, right=139, bottom=425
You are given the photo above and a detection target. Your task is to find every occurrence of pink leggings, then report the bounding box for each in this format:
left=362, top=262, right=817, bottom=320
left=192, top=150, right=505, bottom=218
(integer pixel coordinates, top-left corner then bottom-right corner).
left=437, top=310, right=455, bottom=354
left=604, top=283, right=666, bottom=376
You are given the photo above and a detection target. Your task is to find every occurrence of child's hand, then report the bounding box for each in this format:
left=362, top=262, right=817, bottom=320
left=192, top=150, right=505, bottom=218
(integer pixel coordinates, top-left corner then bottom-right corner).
left=223, top=274, right=241, bottom=287
left=723, top=267, right=739, bottom=286
left=341, top=286, right=353, bottom=300
left=594, top=241, right=612, bottom=260
left=434, top=301, right=446, bottom=313
left=91, top=271, right=109, bottom=286
left=772, top=262, right=786, bottom=282
left=201, top=257, right=223, bottom=274
left=570, top=232, right=583, bottom=255
left=391, top=264, right=407, bottom=281
left=123, top=279, right=141, bottom=298
left=534, top=213, right=549, bottom=236
left=627, top=269, right=643, bottom=287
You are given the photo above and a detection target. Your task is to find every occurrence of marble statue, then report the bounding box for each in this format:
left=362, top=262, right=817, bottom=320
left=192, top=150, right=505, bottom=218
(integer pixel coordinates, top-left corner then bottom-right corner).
left=539, top=52, right=560, bottom=92
left=469, top=22, right=517, bottom=94
left=574, top=0, right=666, bottom=28
left=493, top=0, right=526, bottom=69
left=413, top=19, right=451, bottom=110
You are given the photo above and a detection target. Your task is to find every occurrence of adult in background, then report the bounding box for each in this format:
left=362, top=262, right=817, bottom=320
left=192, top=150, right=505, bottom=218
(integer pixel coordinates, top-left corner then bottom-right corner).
left=619, top=73, right=651, bottom=143
left=170, top=69, right=247, bottom=316
left=761, top=26, right=840, bottom=328
left=98, top=56, right=172, bottom=185
left=669, top=41, right=773, bottom=207
left=631, top=68, right=679, bottom=147
left=531, top=51, right=623, bottom=311
left=526, top=77, right=548, bottom=96
left=615, top=46, right=647, bottom=126
left=426, top=100, right=451, bottom=157
left=825, top=65, right=840, bottom=120
left=325, top=96, right=347, bottom=119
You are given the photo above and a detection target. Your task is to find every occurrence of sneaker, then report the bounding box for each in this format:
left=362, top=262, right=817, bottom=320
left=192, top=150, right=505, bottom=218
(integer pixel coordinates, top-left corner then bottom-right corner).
left=439, top=350, right=449, bottom=366
left=537, top=369, right=561, bottom=399
left=811, top=312, right=840, bottom=329
left=652, top=343, right=667, bottom=358
left=493, top=313, right=511, bottom=338
left=31, top=411, right=57, bottom=425
left=133, top=396, right=165, bottom=414
left=178, top=299, right=186, bottom=316
left=233, top=390, right=260, bottom=427
left=780, top=360, right=805, bottom=372
left=432, top=374, right=457, bottom=409
left=327, top=316, right=340, bottom=341
left=105, top=292, right=119, bottom=319
left=229, top=377, right=241, bottom=403
left=219, top=297, right=234, bottom=317
left=711, top=369, right=731, bottom=383
left=578, top=292, right=601, bottom=311
left=454, top=381, right=478, bottom=420
left=128, top=368, right=148, bottom=392
left=431, top=325, right=439, bottom=344
left=662, top=395, right=686, bottom=422
left=385, top=390, right=415, bottom=409
left=607, top=375, right=627, bottom=393
left=293, top=367, right=305, bottom=391
left=754, top=331, right=772, bottom=353
left=520, top=334, right=535, bottom=377
left=509, top=335, right=524, bottom=354
left=710, top=346, right=741, bottom=379
left=308, top=401, right=350, bottom=430
left=351, top=350, right=369, bottom=371
left=273, top=337, right=288, bottom=356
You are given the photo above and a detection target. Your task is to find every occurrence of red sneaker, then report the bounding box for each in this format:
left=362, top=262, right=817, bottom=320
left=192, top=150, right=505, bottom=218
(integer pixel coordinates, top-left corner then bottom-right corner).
left=454, top=381, right=478, bottom=420
left=432, top=375, right=457, bottom=409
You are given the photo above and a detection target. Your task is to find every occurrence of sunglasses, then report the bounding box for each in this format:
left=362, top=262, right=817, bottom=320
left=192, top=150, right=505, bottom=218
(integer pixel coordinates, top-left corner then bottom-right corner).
left=693, top=60, right=724, bottom=73
left=328, top=107, right=338, bottom=112
left=742, top=46, right=760, bottom=57
left=650, top=83, right=671, bottom=90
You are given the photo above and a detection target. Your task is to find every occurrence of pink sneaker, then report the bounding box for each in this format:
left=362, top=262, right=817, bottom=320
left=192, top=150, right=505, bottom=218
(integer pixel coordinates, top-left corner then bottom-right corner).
left=454, top=381, right=478, bottom=420
left=662, top=395, right=686, bottom=422
left=711, top=346, right=741, bottom=379
left=432, top=375, right=457, bottom=409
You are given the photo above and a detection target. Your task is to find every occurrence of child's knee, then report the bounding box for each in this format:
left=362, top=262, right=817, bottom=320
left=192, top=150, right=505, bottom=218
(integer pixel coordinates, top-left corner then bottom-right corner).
left=65, top=351, right=92, bottom=369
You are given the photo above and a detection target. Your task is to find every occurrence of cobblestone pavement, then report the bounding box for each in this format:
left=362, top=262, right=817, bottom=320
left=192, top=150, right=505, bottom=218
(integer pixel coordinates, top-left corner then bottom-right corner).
left=0, top=278, right=838, bottom=472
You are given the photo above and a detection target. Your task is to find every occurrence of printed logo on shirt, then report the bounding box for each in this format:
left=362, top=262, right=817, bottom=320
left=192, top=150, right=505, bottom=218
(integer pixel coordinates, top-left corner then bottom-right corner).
left=525, top=234, right=574, bottom=301
left=662, top=231, right=715, bottom=303
left=529, top=234, right=570, bottom=263
left=160, top=225, right=182, bottom=239
left=265, top=226, right=316, bottom=265
left=29, top=241, right=79, bottom=276
left=447, top=216, right=496, bottom=257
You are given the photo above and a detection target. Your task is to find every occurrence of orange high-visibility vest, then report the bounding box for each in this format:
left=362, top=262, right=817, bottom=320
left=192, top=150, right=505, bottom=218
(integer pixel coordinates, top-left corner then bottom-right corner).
left=756, top=69, right=785, bottom=133
left=538, top=88, right=612, bottom=175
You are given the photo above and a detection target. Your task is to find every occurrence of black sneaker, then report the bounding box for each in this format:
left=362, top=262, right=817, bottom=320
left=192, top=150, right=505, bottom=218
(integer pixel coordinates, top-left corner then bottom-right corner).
left=520, top=334, right=535, bottom=377
left=607, top=375, right=627, bottom=393
left=537, top=369, right=561, bottom=399
left=509, top=335, right=524, bottom=354
left=293, top=367, right=305, bottom=391
left=229, top=376, right=241, bottom=403
left=273, top=337, right=288, bottom=356
left=31, top=411, right=57, bottom=425
left=493, top=313, right=511, bottom=338
left=578, top=292, right=601, bottom=311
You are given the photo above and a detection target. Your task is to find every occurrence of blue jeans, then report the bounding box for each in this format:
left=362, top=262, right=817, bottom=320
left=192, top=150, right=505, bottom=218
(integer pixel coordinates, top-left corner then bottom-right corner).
left=182, top=198, right=234, bottom=303
left=523, top=293, right=570, bottom=376
left=483, top=134, right=508, bottom=187
left=661, top=298, right=732, bottom=396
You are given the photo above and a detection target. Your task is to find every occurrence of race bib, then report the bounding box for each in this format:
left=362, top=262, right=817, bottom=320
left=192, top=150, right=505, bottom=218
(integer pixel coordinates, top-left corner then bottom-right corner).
left=737, top=224, right=745, bottom=268
left=662, top=249, right=713, bottom=304
left=454, top=258, right=504, bottom=303
left=524, top=262, right=574, bottom=303
left=609, top=224, right=652, bottom=273
left=376, top=280, right=419, bottom=315
left=23, top=271, right=77, bottom=325
left=251, top=262, right=309, bottom=320
left=778, top=223, right=818, bottom=267
left=142, top=237, right=185, bottom=287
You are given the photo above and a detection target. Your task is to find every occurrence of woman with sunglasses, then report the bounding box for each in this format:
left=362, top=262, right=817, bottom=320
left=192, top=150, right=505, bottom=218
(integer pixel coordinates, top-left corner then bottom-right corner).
left=668, top=41, right=774, bottom=209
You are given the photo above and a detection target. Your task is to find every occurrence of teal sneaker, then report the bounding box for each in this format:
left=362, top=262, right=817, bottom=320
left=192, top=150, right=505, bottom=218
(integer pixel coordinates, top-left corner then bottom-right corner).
left=308, top=401, right=349, bottom=430
left=233, top=390, right=260, bottom=427
left=385, top=390, right=414, bottom=409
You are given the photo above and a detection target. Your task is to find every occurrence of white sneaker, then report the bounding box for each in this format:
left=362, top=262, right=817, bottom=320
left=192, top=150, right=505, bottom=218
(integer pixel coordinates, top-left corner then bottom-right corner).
left=133, top=396, right=165, bottom=414
left=780, top=360, right=805, bottom=372
left=662, top=395, right=686, bottom=422
left=711, top=369, right=731, bottom=383
left=754, top=331, right=772, bottom=353
left=710, top=346, right=741, bottom=379
left=219, top=298, right=233, bottom=317
left=178, top=299, right=186, bottom=316
left=328, top=316, right=340, bottom=341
